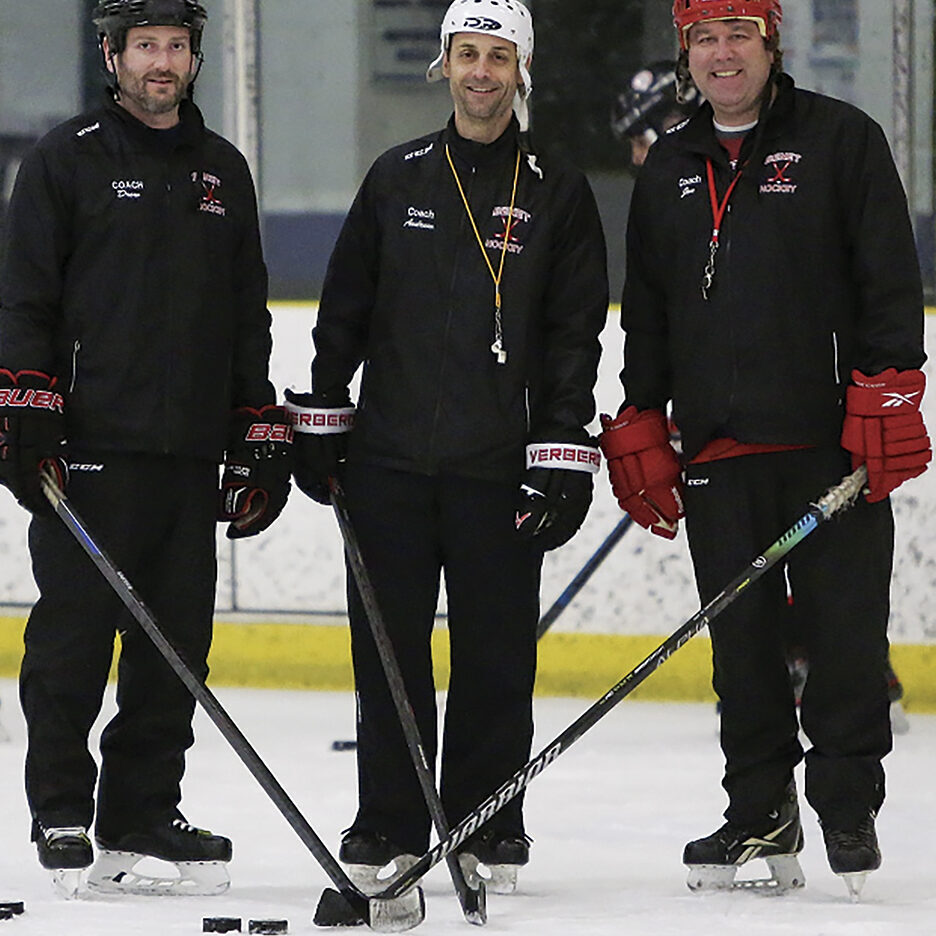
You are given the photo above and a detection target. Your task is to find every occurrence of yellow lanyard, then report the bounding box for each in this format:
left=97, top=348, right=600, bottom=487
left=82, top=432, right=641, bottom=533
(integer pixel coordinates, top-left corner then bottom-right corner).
left=445, top=143, right=522, bottom=365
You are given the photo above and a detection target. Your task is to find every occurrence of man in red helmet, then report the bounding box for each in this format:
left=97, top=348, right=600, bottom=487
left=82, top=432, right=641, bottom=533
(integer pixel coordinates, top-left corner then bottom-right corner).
left=0, top=0, right=290, bottom=897
left=601, top=0, right=930, bottom=900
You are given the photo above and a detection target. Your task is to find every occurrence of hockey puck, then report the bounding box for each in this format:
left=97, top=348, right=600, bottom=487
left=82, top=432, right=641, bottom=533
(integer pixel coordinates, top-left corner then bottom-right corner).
left=248, top=921, right=288, bottom=935
left=0, top=903, right=23, bottom=916
left=203, top=917, right=242, bottom=933
left=330, top=739, right=357, bottom=751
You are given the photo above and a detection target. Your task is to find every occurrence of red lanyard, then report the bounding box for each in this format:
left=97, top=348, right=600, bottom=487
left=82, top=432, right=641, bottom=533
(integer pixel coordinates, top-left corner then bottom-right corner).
left=702, top=159, right=743, bottom=301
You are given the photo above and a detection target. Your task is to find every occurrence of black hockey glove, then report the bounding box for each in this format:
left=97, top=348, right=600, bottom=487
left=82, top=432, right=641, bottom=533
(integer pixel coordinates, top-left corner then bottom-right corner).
left=515, top=440, right=601, bottom=551
left=284, top=388, right=355, bottom=505
left=0, top=368, right=68, bottom=514
left=218, top=404, right=293, bottom=539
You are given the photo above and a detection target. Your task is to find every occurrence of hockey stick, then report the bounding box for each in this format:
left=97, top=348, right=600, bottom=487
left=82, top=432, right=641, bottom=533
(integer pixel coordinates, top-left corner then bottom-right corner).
left=330, top=479, right=486, bottom=925
left=359, top=465, right=868, bottom=904
left=536, top=515, right=634, bottom=639
left=38, top=470, right=422, bottom=933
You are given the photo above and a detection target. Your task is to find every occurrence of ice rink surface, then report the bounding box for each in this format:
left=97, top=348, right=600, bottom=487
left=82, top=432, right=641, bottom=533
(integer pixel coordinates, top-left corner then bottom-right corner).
left=1, top=678, right=934, bottom=935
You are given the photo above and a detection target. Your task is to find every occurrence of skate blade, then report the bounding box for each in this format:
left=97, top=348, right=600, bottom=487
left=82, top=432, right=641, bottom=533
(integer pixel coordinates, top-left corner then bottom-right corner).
left=687, top=854, right=804, bottom=895
left=839, top=870, right=870, bottom=902
left=51, top=868, right=85, bottom=899
left=344, top=854, right=419, bottom=897
left=87, top=850, right=230, bottom=896
left=457, top=853, right=518, bottom=895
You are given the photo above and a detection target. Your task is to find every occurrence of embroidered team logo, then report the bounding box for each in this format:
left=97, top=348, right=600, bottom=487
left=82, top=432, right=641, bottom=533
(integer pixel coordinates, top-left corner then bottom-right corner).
left=761, top=152, right=802, bottom=195
left=192, top=170, right=226, bottom=216
left=485, top=206, right=531, bottom=254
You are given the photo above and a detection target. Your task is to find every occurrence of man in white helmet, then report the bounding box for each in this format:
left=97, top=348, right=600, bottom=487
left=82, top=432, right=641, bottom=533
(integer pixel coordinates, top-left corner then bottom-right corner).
left=601, top=0, right=930, bottom=900
left=288, top=0, right=607, bottom=897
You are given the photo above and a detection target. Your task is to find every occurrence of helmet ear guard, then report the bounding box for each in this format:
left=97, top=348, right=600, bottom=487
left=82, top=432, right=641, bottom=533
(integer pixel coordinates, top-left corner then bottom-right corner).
left=672, top=0, right=782, bottom=51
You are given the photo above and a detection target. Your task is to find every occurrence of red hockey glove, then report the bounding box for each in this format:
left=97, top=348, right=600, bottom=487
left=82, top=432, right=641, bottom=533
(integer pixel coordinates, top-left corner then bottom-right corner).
left=515, top=440, right=601, bottom=551
left=0, top=369, right=67, bottom=513
left=218, top=405, right=293, bottom=538
left=840, top=368, right=931, bottom=502
left=599, top=406, right=684, bottom=539
left=284, top=388, right=355, bottom=505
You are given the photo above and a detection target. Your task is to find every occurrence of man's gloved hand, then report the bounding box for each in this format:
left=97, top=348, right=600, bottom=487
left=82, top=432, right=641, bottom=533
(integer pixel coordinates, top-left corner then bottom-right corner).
left=515, top=440, right=601, bottom=551
left=218, top=404, right=293, bottom=539
left=0, top=368, right=67, bottom=513
left=840, top=367, right=932, bottom=502
left=599, top=406, right=684, bottom=539
left=283, top=388, right=355, bottom=505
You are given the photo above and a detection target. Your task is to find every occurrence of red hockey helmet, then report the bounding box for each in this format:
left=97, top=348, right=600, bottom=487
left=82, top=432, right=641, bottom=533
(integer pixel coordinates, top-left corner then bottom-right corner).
left=672, top=0, right=783, bottom=51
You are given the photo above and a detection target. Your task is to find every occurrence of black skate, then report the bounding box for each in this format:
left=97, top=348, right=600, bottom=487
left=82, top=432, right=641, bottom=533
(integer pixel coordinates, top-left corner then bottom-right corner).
left=88, top=817, right=231, bottom=896
left=458, top=829, right=531, bottom=895
left=35, top=825, right=93, bottom=899
left=821, top=814, right=880, bottom=901
left=338, top=830, right=423, bottom=921
left=684, top=784, right=805, bottom=894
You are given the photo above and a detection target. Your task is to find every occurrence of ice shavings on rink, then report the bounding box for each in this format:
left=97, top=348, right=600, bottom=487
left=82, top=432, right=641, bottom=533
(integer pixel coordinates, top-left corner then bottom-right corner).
left=1, top=680, right=935, bottom=935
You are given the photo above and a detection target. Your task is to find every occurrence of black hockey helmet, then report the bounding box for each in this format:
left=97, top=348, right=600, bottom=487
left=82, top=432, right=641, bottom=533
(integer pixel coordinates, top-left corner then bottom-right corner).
left=611, top=61, right=700, bottom=144
left=93, top=0, right=208, bottom=56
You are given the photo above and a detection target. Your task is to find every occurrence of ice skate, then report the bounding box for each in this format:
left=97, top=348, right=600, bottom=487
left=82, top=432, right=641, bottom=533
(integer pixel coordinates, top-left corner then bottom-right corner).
left=36, top=825, right=93, bottom=899
left=457, top=830, right=530, bottom=895
left=87, top=817, right=231, bottom=896
left=338, top=830, right=423, bottom=920
left=822, top=814, right=880, bottom=901
left=684, top=784, right=804, bottom=894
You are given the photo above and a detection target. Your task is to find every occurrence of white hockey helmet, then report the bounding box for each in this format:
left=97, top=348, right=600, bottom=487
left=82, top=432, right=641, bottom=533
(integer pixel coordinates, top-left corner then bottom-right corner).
left=427, top=0, right=534, bottom=131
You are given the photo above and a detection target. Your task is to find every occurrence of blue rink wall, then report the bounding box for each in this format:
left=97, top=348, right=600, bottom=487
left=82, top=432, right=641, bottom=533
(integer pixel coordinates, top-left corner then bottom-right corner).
left=0, top=307, right=934, bottom=707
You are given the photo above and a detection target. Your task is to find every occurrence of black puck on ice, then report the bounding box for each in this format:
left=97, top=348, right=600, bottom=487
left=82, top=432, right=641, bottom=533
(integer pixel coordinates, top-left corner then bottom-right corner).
left=0, top=903, right=23, bottom=915
left=330, top=739, right=357, bottom=751
left=248, top=921, right=288, bottom=935
left=203, top=917, right=242, bottom=933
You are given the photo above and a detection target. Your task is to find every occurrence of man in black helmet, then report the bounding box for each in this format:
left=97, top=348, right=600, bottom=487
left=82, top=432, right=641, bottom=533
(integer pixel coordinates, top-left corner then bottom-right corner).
left=0, top=0, right=290, bottom=898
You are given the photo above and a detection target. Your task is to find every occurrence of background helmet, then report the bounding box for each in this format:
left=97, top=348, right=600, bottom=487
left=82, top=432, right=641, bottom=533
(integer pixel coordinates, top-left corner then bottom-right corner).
left=672, top=0, right=782, bottom=51
left=426, top=0, right=534, bottom=130
left=611, top=62, right=700, bottom=143
left=93, top=0, right=208, bottom=55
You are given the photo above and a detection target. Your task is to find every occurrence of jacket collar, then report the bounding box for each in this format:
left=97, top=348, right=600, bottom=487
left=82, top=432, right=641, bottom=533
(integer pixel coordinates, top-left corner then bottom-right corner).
left=103, top=93, right=204, bottom=151
left=442, top=114, right=520, bottom=170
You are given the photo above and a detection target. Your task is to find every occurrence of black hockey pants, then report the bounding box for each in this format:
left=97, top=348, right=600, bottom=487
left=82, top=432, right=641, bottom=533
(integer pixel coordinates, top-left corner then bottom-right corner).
left=683, top=447, right=893, bottom=831
left=342, top=463, right=541, bottom=855
left=20, top=452, right=218, bottom=840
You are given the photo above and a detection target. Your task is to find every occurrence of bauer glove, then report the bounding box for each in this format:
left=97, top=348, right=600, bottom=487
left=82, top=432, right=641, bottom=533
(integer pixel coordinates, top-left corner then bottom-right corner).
left=840, top=367, right=931, bottom=502
left=0, top=368, right=67, bottom=514
left=515, top=439, right=600, bottom=551
left=599, top=406, right=684, bottom=539
left=218, top=404, right=293, bottom=538
left=284, top=387, right=355, bottom=505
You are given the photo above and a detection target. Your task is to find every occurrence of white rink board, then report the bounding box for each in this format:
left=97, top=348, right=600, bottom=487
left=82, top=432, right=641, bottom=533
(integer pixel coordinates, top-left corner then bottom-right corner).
left=1, top=307, right=934, bottom=643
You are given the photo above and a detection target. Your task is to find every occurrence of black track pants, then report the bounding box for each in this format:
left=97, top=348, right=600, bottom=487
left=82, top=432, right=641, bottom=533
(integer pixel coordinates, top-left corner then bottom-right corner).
left=20, top=452, right=218, bottom=839
left=683, top=448, right=893, bottom=830
left=342, top=464, right=541, bottom=855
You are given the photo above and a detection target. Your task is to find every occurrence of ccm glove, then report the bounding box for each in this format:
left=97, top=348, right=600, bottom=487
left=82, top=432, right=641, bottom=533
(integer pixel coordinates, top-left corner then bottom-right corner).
left=218, top=404, right=293, bottom=539
left=0, top=369, right=67, bottom=513
left=840, top=367, right=932, bottom=502
left=599, top=406, right=684, bottom=539
left=515, top=440, right=601, bottom=551
left=283, top=388, right=355, bottom=505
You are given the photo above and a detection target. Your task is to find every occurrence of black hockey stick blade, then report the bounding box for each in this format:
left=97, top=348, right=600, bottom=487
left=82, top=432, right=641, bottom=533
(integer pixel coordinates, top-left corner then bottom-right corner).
left=315, top=886, right=427, bottom=932
left=373, top=465, right=868, bottom=900
left=536, top=514, right=634, bottom=639
left=39, top=470, right=424, bottom=932
left=330, top=479, right=487, bottom=925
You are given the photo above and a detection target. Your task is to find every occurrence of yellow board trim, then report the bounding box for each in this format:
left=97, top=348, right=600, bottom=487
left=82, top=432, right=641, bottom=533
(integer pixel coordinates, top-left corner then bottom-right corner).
left=2, top=615, right=935, bottom=711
